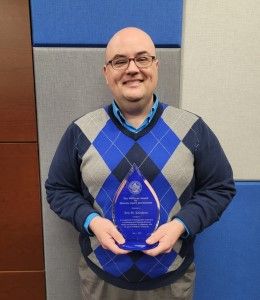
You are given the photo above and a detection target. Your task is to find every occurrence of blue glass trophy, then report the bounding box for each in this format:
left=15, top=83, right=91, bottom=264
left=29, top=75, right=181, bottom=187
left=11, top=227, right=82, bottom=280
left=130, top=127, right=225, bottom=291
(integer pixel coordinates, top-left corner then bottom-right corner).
left=113, top=164, right=160, bottom=250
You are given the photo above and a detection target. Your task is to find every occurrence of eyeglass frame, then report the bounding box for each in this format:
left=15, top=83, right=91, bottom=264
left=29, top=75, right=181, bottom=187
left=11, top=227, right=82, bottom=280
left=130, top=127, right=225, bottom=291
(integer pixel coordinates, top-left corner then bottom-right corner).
left=106, top=55, right=157, bottom=70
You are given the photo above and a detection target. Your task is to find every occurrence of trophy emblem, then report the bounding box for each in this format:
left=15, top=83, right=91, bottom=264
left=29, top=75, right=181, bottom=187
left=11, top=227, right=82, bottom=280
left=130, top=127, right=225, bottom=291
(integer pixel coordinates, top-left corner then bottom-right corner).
left=113, top=164, right=160, bottom=250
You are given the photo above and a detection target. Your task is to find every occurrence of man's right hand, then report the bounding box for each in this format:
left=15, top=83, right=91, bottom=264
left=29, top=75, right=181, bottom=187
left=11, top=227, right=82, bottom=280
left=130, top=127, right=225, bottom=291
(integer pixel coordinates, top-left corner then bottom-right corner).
left=89, top=216, right=130, bottom=255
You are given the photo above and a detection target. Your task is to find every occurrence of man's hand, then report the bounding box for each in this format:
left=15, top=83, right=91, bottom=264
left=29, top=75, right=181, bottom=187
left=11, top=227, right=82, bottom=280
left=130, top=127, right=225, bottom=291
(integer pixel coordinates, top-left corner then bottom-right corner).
left=89, top=216, right=129, bottom=255
left=143, top=219, right=185, bottom=256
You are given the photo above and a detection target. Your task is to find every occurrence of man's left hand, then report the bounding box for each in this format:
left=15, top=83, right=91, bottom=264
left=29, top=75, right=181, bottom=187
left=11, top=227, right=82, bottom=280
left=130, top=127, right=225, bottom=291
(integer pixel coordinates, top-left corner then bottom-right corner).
left=143, top=219, right=185, bottom=256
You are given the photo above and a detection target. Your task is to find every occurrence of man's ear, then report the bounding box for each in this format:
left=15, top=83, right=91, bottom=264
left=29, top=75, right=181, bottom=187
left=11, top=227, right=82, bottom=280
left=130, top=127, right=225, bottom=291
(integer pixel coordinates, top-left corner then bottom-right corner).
left=103, top=65, right=109, bottom=85
left=155, top=59, right=159, bottom=69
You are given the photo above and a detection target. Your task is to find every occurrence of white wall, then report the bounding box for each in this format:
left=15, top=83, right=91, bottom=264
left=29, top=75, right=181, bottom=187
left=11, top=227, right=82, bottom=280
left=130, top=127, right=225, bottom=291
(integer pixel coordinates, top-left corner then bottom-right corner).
left=181, top=0, right=260, bottom=180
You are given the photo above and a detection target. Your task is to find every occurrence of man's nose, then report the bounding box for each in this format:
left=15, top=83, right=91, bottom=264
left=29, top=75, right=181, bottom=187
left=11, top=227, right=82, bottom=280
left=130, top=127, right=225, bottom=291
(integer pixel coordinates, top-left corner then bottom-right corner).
left=126, top=59, right=139, bottom=73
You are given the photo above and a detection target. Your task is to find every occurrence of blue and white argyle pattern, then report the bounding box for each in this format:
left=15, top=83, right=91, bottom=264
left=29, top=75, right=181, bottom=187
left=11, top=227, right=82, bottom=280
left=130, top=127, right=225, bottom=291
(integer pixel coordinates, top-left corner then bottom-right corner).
left=75, top=104, right=198, bottom=282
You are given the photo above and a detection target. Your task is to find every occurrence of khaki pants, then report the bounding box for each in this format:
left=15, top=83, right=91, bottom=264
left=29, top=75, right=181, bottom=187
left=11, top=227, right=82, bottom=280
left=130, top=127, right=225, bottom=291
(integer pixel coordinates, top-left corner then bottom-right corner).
left=79, top=256, right=195, bottom=300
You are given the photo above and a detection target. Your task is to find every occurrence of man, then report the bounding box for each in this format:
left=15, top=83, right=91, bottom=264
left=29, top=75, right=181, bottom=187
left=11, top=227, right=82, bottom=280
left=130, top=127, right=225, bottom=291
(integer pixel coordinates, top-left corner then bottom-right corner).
left=46, top=27, right=236, bottom=299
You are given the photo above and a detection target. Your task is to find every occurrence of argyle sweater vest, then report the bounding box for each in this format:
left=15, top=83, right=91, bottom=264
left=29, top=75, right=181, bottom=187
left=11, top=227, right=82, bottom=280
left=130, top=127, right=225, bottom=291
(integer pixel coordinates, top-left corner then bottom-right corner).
left=46, top=102, right=236, bottom=290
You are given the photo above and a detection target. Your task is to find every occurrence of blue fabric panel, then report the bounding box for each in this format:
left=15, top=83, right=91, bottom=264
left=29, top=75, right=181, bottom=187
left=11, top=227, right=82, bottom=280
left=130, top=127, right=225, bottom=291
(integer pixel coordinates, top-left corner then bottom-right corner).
left=194, top=182, right=260, bottom=300
left=30, top=0, right=183, bottom=46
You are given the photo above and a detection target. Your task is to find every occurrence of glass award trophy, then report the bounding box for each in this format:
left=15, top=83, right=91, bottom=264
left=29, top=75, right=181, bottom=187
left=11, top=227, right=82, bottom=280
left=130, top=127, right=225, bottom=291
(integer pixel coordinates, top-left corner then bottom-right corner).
left=113, top=164, right=160, bottom=250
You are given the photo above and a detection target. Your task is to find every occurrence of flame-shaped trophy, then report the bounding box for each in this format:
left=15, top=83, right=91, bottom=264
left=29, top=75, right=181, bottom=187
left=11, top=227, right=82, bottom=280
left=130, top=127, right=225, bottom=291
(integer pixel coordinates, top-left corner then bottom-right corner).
left=113, top=164, right=160, bottom=250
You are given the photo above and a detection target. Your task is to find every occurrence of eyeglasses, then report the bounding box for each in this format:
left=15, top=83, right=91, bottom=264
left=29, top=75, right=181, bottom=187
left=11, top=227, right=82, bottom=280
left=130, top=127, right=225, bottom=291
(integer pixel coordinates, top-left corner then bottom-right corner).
left=106, top=55, right=156, bottom=70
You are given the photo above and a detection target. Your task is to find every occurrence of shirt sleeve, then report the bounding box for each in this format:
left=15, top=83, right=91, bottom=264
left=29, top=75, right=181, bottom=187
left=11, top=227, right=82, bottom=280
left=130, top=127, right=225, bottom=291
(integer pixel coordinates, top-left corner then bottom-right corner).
left=175, top=118, right=236, bottom=236
left=173, top=217, right=190, bottom=238
left=83, top=212, right=100, bottom=235
left=45, top=123, right=99, bottom=234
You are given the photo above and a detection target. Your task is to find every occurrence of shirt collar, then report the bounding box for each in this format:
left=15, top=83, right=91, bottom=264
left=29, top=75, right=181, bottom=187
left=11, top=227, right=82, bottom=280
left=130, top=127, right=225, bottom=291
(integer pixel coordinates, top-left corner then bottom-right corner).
left=112, top=95, right=159, bottom=133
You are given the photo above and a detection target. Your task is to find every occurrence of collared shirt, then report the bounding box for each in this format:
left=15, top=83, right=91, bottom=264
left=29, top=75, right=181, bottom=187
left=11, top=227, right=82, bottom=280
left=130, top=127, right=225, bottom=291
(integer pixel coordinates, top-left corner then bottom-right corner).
left=112, top=97, right=159, bottom=133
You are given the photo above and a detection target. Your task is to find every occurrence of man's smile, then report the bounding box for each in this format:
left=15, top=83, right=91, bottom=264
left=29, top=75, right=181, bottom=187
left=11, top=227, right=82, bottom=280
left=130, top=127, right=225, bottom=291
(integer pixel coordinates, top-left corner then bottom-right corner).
left=122, top=79, right=144, bottom=86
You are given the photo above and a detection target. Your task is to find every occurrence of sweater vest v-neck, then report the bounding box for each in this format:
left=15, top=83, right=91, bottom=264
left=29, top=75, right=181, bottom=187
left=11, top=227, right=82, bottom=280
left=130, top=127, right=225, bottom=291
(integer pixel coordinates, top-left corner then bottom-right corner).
left=75, top=103, right=198, bottom=289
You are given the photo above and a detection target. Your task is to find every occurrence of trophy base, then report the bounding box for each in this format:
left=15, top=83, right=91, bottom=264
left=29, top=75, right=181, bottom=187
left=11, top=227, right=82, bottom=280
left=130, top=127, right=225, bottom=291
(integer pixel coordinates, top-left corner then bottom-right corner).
left=118, top=241, right=159, bottom=251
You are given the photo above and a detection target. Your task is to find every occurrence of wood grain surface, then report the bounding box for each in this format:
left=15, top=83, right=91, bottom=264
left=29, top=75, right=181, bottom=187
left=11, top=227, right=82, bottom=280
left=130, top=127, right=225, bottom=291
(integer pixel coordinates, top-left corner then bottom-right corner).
left=0, top=143, right=44, bottom=270
left=0, top=0, right=37, bottom=142
left=0, top=271, right=45, bottom=300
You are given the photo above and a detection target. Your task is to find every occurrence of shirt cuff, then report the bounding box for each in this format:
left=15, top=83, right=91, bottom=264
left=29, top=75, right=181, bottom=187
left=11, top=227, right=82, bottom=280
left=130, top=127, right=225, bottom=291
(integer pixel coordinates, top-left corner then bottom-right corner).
left=83, top=213, right=100, bottom=235
left=174, top=217, right=190, bottom=238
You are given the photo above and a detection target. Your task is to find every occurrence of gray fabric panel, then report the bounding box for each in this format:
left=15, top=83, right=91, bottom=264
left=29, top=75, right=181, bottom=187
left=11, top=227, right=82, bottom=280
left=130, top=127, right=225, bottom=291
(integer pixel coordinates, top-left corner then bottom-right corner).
left=33, top=47, right=180, bottom=300
left=181, top=1, right=260, bottom=180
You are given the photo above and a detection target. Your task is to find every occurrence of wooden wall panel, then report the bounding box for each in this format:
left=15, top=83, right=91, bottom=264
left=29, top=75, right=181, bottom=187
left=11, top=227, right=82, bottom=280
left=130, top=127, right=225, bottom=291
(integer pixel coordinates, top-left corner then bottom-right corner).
left=0, top=0, right=45, bottom=298
left=0, top=0, right=36, bottom=142
left=0, top=144, right=44, bottom=270
left=0, top=271, right=45, bottom=300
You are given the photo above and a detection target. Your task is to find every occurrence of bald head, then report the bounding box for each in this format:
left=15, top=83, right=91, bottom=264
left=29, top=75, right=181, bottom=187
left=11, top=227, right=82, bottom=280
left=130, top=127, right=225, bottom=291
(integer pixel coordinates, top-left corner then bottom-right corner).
left=105, top=27, right=156, bottom=62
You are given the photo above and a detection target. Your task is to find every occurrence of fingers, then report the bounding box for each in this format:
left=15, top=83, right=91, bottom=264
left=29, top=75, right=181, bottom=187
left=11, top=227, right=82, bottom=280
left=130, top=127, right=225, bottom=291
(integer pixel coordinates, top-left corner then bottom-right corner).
left=146, top=230, right=164, bottom=245
left=144, top=221, right=184, bottom=256
left=102, top=236, right=129, bottom=255
left=110, top=226, right=125, bottom=245
left=143, top=239, right=173, bottom=256
left=144, top=245, right=168, bottom=257
left=144, top=230, right=172, bottom=256
left=89, top=217, right=129, bottom=255
left=105, top=227, right=130, bottom=254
